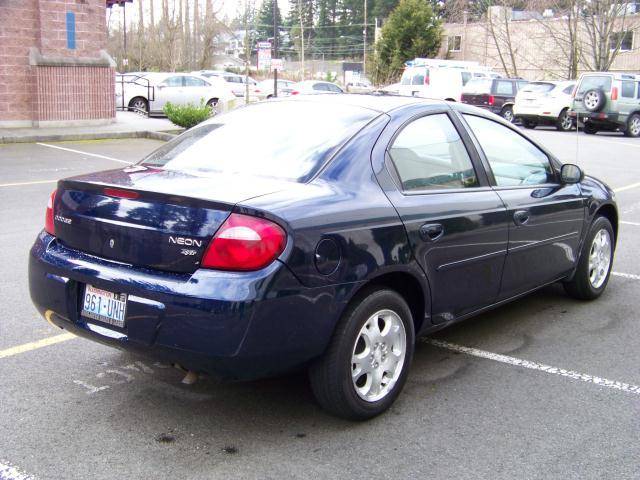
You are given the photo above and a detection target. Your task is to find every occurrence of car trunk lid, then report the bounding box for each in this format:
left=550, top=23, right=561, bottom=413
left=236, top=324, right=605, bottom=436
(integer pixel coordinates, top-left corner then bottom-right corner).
left=54, top=166, right=288, bottom=273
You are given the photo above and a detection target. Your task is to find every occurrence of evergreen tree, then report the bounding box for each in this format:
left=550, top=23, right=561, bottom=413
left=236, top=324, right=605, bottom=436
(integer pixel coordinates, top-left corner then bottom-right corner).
left=256, top=0, right=283, bottom=45
left=371, top=0, right=442, bottom=83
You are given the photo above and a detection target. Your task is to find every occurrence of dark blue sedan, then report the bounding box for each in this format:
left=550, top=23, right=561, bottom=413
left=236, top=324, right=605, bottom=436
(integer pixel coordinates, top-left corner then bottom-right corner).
left=29, top=95, right=618, bottom=420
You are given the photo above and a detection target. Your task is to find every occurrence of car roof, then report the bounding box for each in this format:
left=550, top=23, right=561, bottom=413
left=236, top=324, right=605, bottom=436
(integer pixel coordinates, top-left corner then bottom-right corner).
left=272, top=93, right=440, bottom=113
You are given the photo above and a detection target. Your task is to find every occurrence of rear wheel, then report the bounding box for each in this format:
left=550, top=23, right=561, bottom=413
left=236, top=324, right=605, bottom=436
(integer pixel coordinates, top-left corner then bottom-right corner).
left=556, top=109, right=573, bottom=131
left=564, top=216, right=614, bottom=300
left=501, top=105, right=514, bottom=123
left=583, top=123, right=598, bottom=135
left=128, top=97, right=149, bottom=115
left=624, top=113, right=640, bottom=138
left=309, top=289, right=415, bottom=420
left=206, top=98, right=220, bottom=116
left=522, top=118, right=538, bottom=129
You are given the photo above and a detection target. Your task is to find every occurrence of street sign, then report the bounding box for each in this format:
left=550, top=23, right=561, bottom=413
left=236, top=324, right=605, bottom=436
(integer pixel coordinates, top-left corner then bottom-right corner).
left=270, top=59, right=284, bottom=72
left=257, top=41, right=272, bottom=70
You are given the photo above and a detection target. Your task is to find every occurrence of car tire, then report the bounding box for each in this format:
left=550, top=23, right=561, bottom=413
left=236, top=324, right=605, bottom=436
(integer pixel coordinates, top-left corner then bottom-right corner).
left=623, top=113, right=640, bottom=138
left=308, top=288, right=415, bottom=420
left=583, top=123, right=598, bottom=135
left=556, top=109, right=573, bottom=132
left=501, top=105, right=515, bottom=123
left=564, top=216, right=614, bottom=300
left=128, top=97, right=149, bottom=115
left=206, top=98, right=219, bottom=116
left=522, top=119, right=538, bottom=129
left=582, top=89, right=606, bottom=112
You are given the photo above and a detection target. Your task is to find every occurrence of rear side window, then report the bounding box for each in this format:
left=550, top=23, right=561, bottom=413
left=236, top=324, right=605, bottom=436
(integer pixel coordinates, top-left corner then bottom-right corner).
left=161, top=76, right=183, bottom=87
left=412, top=71, right=425, bottom=85
left=494, top=80, right=514, bottom=95
left=461, top=72, right=471, bottom=86
left=621, top=81, right=636, bottom=98
left=522, top=82, right=555, bottom=94
left=389, top=114, right=479, bottom=191
left=464, top=115, right=554, bottom=187
left=184, top=76, right=207, bottom=87
left=563, top=84, right=575, bottom=95
left=578, top=76, right=612, bottom=94
left=140, top=102, right=377, bottom=182
left=313, top=83, right=328, bottom=91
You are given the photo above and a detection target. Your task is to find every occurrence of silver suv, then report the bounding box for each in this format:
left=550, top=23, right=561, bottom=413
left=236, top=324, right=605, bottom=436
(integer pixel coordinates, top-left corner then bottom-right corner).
left=570, top=72, right=640, bottom=137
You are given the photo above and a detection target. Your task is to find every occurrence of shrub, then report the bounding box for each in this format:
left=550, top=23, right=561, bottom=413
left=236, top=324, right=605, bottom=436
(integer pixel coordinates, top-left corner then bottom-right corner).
left=163, top=99, right=212, bottom=129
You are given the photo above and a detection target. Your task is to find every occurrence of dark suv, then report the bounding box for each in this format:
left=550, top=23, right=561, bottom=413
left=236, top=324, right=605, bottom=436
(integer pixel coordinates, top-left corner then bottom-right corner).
left=461, top=78, right=528, bottom=122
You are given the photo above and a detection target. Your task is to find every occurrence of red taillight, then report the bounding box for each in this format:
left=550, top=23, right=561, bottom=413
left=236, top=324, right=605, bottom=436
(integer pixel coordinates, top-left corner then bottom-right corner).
left=488, top=95, right=495, bottom=106
left=424, top=75, right=430, bottom=85
left=291, top=91, right=300, bottom=95
left=571, top=86, right=577, bottom=98
left=104, top=187, right=139, bottom=199
left=45, top=190, right=56, bottom=236
left=611, top=87, right=618, bottom=101
left=201, top=213, right=286, bottom=271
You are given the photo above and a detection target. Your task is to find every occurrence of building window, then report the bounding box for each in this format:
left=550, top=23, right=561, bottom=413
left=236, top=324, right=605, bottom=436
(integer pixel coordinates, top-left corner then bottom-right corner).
left=609, top=31, right=633, bottom=52
left=448, top=35, right=462, bottom=52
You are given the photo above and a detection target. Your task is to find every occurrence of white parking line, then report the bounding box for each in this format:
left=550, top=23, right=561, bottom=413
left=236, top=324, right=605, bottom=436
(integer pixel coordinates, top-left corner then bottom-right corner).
left=0, top=461, right=37, bottom=480
left=614, top=181, right=640, bottom=193
left=0, top=180, right=57, bottom=188
left=424, top=338, right=640, bottom=396
left=620, top=221, right=640, bottom=226
left=611, top=271, right=640, bottom=280
left=36, top=143, right=133, bottom=165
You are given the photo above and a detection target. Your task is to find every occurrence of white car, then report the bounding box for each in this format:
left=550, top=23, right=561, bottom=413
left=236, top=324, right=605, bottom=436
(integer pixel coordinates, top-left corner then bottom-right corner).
left=398, top=66, right=499, bottom=101
left=513, top=80, right=576, bottom=131
left=116, top=72, right=236, bottom=115
left=254, top=79, right=295, bottom=100
left=346, top=80, right=374, bottom=94
left=290, top=80, right=344, bottom=95
left=195, top=71, right=258, bottom=98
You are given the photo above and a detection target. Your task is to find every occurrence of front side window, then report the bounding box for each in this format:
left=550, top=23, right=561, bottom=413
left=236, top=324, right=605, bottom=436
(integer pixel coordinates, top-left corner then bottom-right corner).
left=389, top=114, right=478, bottom=191
left=184, top=76, right=207, bottom=87
left=161, top=76, right=183, bottom=87
left=464, top=115, right=554, bottom=187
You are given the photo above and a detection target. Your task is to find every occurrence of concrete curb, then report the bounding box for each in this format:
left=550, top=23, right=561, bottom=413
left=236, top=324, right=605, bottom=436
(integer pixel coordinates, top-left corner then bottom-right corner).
left=0, top=130, right=180, bottom=144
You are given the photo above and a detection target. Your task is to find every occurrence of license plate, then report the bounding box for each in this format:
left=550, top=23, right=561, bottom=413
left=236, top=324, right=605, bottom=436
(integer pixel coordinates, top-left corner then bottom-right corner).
left=81, top=284, right=127, bottom=328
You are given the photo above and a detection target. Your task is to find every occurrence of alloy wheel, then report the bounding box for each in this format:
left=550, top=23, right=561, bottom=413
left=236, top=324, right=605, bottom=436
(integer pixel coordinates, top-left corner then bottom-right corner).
left=351, top=309, right=407, bottom=402
left=629, top=116, right=640, bottom=137
left=588, top=228, right=612, bottom=289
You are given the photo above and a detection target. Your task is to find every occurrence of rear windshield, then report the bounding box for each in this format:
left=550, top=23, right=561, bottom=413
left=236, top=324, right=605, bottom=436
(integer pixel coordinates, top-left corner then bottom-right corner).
left=578, top=76, right=612, bottom=94
left=520, top=82, right=555, bottom=93
left=462, top=78, right=492, bottom=94
left=140, top=101, right=377, bottom=182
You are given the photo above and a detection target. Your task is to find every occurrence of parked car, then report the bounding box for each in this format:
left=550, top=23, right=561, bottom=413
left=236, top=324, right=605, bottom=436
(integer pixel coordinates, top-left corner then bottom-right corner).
left=289, top=80, right=343, bottom=95
left=195, top=70, right=257, bottom=97
left=461, top=77, right=529, bottom=122
left=570, top=72, right=640, bottom=137
left=514, top=80, right=576, bottom=131
left=30, top=95, right=617, bottom=420
left=254, top=79, right=295, bottom=100
left=346, top=80, right=374, bottom=94
left=378, top=82, right=401, bottom=95
left=398, top=66, right=500, bottom=101
left=116, top=72, right=235, bottom=115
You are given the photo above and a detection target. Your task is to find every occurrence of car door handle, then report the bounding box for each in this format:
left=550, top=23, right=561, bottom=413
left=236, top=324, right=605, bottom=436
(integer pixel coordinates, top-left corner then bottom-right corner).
left=513, top=210, right=530, bottom=226
left=419, top=223, right=444, bottom=242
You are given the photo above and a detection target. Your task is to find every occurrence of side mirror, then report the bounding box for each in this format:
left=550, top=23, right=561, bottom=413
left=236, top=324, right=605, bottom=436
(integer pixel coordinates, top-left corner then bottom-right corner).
left=561, top=164, right=583, bottom=184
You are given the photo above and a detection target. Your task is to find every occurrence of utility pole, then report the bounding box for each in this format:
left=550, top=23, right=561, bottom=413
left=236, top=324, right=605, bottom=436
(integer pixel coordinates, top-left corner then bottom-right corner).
left=122, top=1, right=127, bottom=71
left=363, top=0, right=367, bottom=78
left=273, top=0, right=278, bottom=97
left=298, top=0, right=304, bottom=80
left=245, top=0, right=251, bottom=104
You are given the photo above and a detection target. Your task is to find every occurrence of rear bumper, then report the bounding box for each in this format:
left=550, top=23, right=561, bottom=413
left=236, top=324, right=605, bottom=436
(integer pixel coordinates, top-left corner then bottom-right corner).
left=569, top=110, right=623, bottom=127
left=29, top=231, right=353, bottom=380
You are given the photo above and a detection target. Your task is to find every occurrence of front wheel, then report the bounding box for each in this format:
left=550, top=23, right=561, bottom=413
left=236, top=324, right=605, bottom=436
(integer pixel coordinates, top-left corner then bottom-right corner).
left=556, top=109, right=573, bottom=132
left=564, top=216, right=614, bottom=300
left=624, top=113, right=640, bottom=138
left=501, top=105, right=514, bottom=123
left=309, top=289, right=415, bottom=420
left=206, top=98, right=220, bottom=116
left=128, top=97, right=149, bottom=115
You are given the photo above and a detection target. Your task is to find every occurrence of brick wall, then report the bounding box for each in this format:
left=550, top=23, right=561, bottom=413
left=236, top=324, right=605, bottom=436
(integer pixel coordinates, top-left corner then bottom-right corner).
left=0, top=0, right=115, bottom=127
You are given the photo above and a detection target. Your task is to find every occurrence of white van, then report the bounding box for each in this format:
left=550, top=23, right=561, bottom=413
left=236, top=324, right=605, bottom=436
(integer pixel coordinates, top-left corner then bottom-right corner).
left=397, top=66, right=500, bottom=101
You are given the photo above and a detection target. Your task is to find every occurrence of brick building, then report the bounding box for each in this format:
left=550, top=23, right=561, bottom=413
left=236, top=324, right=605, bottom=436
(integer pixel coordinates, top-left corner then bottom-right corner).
left=440, top=7, right=640, bottom=80
left=0, top=0, right=115, bottom=128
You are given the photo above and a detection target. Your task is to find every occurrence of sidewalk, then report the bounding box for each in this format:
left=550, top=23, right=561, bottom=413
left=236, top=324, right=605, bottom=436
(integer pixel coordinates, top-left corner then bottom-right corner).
left=0, top=112, right=182, bottom=144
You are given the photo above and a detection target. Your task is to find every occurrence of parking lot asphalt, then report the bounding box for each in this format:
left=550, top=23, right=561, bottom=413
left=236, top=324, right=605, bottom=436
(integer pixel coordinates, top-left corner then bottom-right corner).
left=1, top=133, right=639, bottom=480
